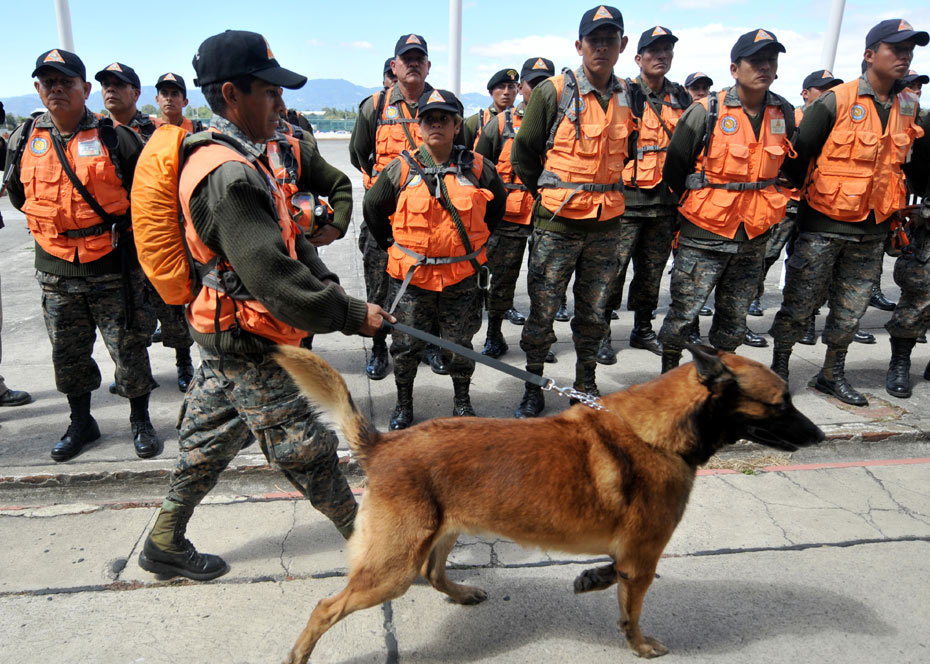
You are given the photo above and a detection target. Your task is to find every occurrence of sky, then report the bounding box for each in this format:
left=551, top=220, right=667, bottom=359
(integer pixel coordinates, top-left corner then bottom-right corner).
left=2, top=1, right=929, bottom=108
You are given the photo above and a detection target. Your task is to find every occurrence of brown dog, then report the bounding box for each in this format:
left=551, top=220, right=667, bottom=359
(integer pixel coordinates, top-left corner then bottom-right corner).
left=274, top=344, right=825, bottom=663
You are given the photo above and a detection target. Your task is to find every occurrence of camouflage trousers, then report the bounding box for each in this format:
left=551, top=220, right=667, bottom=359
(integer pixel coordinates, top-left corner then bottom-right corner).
left=658, top=234, right=769, bottom=353
left=770, top=232, right=885, bottom=350
left=144, top=280, right=192, bottom=349
left=358, top=223, right=391, bottom=308
left=521, top=226, right=627, bottom=366
left=486, top=221, right=532, bottom=318
left=625, top=210, right=678, bottom=316
left=754, top=212, right=798, bottom=300
left=886, top=231, right=930, bottom=339
left=38, top=269, right=157, bottom=398
left=389, top=274, right=483, bottom=383
left=167, top=346, right=357, bottom=532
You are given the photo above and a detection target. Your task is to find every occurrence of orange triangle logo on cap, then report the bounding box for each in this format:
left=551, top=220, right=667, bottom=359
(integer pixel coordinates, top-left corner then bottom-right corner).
left=263, top=38, right=274, bottom=59
left=898, top=20, right=913, bottom=31
left=754, top=29, right=774, bottom=42
left=593, top=5, right=613, bottom=20
left=406, top=34, right=422, bottom=44
left=652, top=26, right=667, bottom=36
left=822, top=70, right=832, bottom=78
left=44, top=49, right=65, bottom=63
left=164, top=72, right=177, bottom=81
left=106, top=62, right=123, bottom=72
left=427, top=90, right=445, bottom=104
left=533, top=58, right=548, bottom=70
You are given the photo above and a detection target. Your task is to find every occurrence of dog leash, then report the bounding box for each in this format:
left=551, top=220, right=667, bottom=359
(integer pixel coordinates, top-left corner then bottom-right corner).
left=381, top=320, right=605, bottom=411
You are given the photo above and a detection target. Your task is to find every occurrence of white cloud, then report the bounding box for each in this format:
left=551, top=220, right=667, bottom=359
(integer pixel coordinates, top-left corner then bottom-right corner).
left=340, top=41, right=373, bottom=49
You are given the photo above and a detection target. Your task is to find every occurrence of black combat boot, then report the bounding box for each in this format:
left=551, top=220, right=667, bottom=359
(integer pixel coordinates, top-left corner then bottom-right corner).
left=389, top=382, right=414, bottom=430
left=554, top=298, right=571, bottom=322
left=886, top=336, right=916, bottom=399
left=504, top=307, right=526, bottom=325
left=452, top=377, right=476, bottom=417
left=130, top=393, right=162, bottom=458
left=748, top=298, right=764, bottom=317
left=570, top=363, right=600, bottom=405
left=596, top=330, right=617, bottom=365
left=854, top=329, right=876, bottom=344
left=869, top=284, right=896, bottom=311
left=771, top=348, right=791, bottom=383
left=138, top=503, right=229, bottom=580
left=688, top=318, right=702, bottom=345
left=51, top=393, right=100, bottom=462
left=799, top=317, right=817, bottom=345
left=661, top=350, right=681, bottom=374
left=423, top=344, right=449, bottom=375
left=515, top=365, right=545, bottom=418
left=366, top=332, right=390, bottom=380
left=744, top=329, right=768, bottom=347
left=482, top=317, right=508, bottom=358
left=629, top=311, right=662, bottom=356
left=176, top=347, right=195, bottom=393
left=814, top=348, right=867, bottom=406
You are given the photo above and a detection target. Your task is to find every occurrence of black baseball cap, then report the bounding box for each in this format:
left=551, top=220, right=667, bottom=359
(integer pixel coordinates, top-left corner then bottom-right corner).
left=487, top=68, right=519, bottom=91
left=638, top=26, right=678, bottom=53
left=193, top=30, right=307, bottom=89
left=520, top=57, right=555, bottom=83
left=579, top=5, right=624, bottom=38
left=730, top=29, right=786, bottom=62
left=383, top=58, right=394, bottom=75
left=32, top=49, right=86, bottom=79
left=684, top=71, right=713, bottom=88
left=395, top=34, right=428, bottom=57
left=802, top=69, right=843, bottom=91
left=95, top=62, right=141, bottom=88
left=417, top=88, right=463, bottom=116
left=865, top=19, right=929, bottom=49
left=156, top=72, right=187, bottom=95
left=902, top=69, right=930, bottom=86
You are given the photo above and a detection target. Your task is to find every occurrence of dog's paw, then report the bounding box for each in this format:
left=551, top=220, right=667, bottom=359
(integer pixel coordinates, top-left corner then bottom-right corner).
left=632, top=636, right=668, bottom=658
left=453, top=585, right=488, bottom=605
left=573, top=564, right=618, bottom=594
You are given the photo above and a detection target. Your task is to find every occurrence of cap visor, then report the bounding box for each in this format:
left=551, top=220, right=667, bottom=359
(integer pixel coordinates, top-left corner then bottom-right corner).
left=743, top=42, right=787, bottom=58
left=522, top=72, right=551, bottom=83
left=253, top=66, right=307, bottom=90
left=420, top=102, right=460, bottom=116
left=396, top=44, right=428, bottom=56
left=581, top=21, right=623, bottom=36
left=884, top=30, right=930, bottom=47
left=690, top=76, right=713, bottom=86
left=33, top=63, right=81, bottom=78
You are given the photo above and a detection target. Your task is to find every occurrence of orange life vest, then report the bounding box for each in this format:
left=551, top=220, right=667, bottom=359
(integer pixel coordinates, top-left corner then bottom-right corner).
left=19, top=125, right=130, bottom=262
left=538, top=73, right=634, bottom=220
left=178, top=140, right=308, bottom=346
left=804, top=80, right=924, bottom=223
left=387, top=151, right=493, bottom=291
left=494, top=108, right=532, bottom=225
left=368, top=85, right=422, bottom=189
left=622, top=90, right=685, bottom=190
left=678, top=90, right=795, bottom=239
left=153, top=116, right=197, bottom=133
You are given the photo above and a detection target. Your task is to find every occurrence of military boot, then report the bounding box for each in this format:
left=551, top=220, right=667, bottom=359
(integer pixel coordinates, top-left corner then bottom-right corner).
left=570, top=363, right=600, bottom=405
left=504, top=307, right=526, bottom=325
left=366, top=332, right=390, bottom=380
left=799, top=317, right=817, bottom=345
left=482, top=317, right=508, bottom=358
left=451, top=377, right=476, bottom=417
left=925, top=359, right=930, bottom=381
left=176, top=347, right=195, bottom=393
left=515, top=365, right=545, bottom=418
left=688, top=318, right=702, bottom=345
left=869, top=284, right=896, bottom=311
left=661, top=350, right=681, bottom=374
left=629, top=311, right=662, bottom=356
left=389, top=382, right=414, bottom=430
left=51, top=393, right=100, bottom=462
left=596, top=329, right=617, bottom=365
left=138, top=503, right=229, bottom=580
left=886, top=336, right=916, bottom=399
left=554, top=298, right=571, bottom=322
left=771, top=348, right=791, bottom=383
left=423, top=344, right=449, bottom=375
left=814, top=349, right=867, bottom=406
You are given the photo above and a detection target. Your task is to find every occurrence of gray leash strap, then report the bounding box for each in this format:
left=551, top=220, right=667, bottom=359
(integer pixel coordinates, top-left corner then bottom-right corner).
left=380, top=321, right=605, bottom=410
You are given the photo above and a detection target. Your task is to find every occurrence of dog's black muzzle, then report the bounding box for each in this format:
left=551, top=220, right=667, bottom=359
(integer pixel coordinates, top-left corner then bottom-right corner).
left=737, top=406, right=826, bottom=452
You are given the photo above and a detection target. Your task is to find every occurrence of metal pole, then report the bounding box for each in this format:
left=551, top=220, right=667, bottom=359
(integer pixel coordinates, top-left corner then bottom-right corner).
left=54, top=0, right=75, bottom=52
left=821, top=0, right=846, bottom=71
left=449, top=0, right=462, bottom=96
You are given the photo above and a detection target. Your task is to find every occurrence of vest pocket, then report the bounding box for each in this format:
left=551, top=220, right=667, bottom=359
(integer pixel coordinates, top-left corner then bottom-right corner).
left=24, top=163, right=61, bottom=202
left=891, top=132, right=912, bottom=162
left=722, top=143, right=750, bottom=178
left=813, top=176, right=868, bottom=213
left=853, top=132, right=879, bottom=163
left=825, top=130, right=855, bottom=159
left=758, top=145, right=785, bottom=180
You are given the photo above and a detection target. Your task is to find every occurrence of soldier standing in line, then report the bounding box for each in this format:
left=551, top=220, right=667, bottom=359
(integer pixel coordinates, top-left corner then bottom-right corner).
left=463, top=68, right=519, bottom=149
left=383, top=58, right=397, bottom=88
left=364, top=89, right=506, bottom=429
left=510, top=5, right=637, bottom=417
left=95, top=62, right=156, bottom=139
left=684, top=72, right=713, bottom=101
left=658, top=29, right=795, bottom=372
left=770, top=19, right=929, bottom=406
left=476, top=56, right=555, bottom=358
left=597, top=26, right=690, bottom=366
left=5, top=49, right=160, bottom=460
left=152, top=73, right=204, bottom=133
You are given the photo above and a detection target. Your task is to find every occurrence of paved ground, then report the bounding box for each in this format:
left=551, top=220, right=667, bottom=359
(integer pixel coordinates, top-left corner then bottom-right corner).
left=1, top=138, right=929, bottom=663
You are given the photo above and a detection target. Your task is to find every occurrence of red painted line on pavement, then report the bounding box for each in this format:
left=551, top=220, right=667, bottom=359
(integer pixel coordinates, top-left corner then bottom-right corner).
left=761, top=457, right=930, bottom=472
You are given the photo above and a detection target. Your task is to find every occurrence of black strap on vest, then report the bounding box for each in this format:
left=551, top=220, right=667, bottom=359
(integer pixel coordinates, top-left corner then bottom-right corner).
left=546, top=68, right=581, bottom=151
left=684, top=92, right=719, bottom=192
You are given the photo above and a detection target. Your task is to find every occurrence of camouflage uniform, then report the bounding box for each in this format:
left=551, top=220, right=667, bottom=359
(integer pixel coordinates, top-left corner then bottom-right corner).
left=659, top=234, right=769, bottom=352
left=357, top=224, right=391, bottom=308
left=885, top=223, right=930, bottom=339
left=166, top=347, right=357, bottom=532
left=146, top=283, right=192, bottom=349
left=623, top=211, right=677, bottom=315
left=485, top=221, right=533, bottom=318
left=754, top=210, right=797, bottom=300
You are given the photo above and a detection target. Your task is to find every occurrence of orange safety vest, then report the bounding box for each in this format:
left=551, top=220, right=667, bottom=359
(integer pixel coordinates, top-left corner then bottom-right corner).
left=622, top=91, right=685, bottom=190
left=472, top=107, right=495, bottom=147
left=538, top=73, right=634, bottom=220
left=367, top=86, right=422, bottom=189
left=387, top=152, right=493, bottom=291
left=153, top=116, right=197, bottom=133
left=678, top=90, right=794, bottom=239
left=178, top=139, right=308, bottom=346
left=19, top=125, right=129, bottom=262
left=804, top=80, right=924, bottom=223
left=788, top=107, right=804, bottom=202
left=494, top=109, right=532, bottom=225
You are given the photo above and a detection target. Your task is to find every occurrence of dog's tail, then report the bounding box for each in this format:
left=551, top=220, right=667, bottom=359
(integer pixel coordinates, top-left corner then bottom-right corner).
left=274, top=346, right=379, bottom=468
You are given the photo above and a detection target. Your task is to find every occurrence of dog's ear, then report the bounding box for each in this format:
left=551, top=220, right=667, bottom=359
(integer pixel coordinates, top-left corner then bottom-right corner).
left=686, top=344, right=736, bottom=392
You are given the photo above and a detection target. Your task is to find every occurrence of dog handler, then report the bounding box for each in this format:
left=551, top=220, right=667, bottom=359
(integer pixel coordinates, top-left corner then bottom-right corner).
left=363, top=89, right=506, bottom=429
left=136, top=31, right=391, bottom=581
